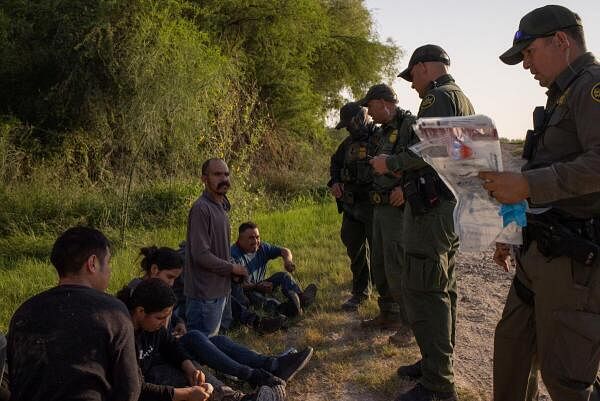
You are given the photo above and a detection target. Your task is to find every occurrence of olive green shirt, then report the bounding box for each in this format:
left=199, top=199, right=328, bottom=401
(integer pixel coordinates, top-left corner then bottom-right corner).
left=522, top=52, right=600, bottom=218
left=374, top=108, right=426, bottom=190
left=384, top=75, right=475, bottom=174
left=416, top=74, right=475, bottom=119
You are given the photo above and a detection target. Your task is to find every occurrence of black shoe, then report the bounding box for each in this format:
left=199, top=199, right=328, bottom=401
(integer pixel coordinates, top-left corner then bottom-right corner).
left=248, top=368, right=286, bottom=387
left=397, top=359, right=422, bottom=379
left=273, top=346, right=314, bottom=382
left=395, top=383, right=458, bottom=401
left=299, top=284, right=317, bottom=308
left=241, top=385, right=286, bottom=401
left=279, top=291, right=303, bottom=317
left=341, top=294, right=366, bottom=311
left=254, top=315, right=286, bottom=334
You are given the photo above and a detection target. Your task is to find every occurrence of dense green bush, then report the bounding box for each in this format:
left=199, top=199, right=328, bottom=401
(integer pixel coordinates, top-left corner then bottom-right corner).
left=0, top=0, right=399, bottom=239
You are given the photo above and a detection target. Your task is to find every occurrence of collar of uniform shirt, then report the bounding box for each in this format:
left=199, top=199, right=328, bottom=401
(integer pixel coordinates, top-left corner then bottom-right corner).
left=549, top=52, right=596, bottom=94
left=427, top=74, right=454, bottom=90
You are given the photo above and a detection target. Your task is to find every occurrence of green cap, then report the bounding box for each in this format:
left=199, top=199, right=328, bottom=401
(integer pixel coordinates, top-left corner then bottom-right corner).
left=357, top=84, right=398, bottom=106
left=500, top=5, right=582, bottom=65
left=398, top=44, right=450, bottom=82
left=335, top=102, right=364, bottom=130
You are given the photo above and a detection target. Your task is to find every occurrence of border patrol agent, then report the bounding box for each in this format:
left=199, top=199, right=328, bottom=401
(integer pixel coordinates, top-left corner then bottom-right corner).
left=329, top=102, right=378, bottom=311
left=480, top=5, right=600, bottom=401
left=382, top=45, right=474, bottom=401
left=357, top=84, right=420, bottom=338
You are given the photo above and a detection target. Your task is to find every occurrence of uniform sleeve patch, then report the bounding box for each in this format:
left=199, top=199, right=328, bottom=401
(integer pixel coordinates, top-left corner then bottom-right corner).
left=592, top=82, right=600, bottom=103
left=420, top=94, right=435, bottom=110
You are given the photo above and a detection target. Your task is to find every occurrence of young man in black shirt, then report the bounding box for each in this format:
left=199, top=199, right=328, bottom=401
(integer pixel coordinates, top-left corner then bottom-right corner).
left=7, top=226, right=141, bottom=401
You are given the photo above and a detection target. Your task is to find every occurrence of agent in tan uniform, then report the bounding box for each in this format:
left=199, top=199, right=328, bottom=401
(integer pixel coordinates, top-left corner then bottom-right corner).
left=481, top=5, right=600, bottom=401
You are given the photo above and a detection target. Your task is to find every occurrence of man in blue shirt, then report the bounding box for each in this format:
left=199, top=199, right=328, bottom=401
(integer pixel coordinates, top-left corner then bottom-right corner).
left=226, top=222, right=317, bottom=330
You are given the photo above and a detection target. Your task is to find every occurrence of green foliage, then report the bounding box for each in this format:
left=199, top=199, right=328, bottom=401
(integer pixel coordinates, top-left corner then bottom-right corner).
left=0, top=0, right=398, bottom=240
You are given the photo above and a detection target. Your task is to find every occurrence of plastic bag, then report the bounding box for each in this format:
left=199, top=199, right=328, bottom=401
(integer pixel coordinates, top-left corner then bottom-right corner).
left=410, top=115, right=523, bottom=252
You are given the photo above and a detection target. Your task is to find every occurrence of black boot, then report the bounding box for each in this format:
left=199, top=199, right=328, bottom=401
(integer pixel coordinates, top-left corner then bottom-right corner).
left=397, top=359, right=422, bottom=379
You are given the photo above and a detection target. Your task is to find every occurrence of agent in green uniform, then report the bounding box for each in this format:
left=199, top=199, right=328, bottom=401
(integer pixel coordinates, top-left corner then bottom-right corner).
left=329, top=102, right=379, bottom=311
left=374, top=45, right=474, bottom=401
left=357, top=85, right=421, bottom=337
left=481, top=6, right=600, bottom=401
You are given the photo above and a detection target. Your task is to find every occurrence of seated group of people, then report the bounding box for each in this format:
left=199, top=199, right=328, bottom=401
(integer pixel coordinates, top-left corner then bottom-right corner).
left=2, top=225, right=318, bottom=401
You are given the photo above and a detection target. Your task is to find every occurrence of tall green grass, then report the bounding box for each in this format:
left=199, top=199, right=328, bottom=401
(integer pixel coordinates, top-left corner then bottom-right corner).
left=0, top=202, right=342, bottom=332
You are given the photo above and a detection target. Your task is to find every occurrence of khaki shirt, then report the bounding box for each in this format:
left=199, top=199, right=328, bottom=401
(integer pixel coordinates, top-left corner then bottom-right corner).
left=523, top=52, right=600, bottom=218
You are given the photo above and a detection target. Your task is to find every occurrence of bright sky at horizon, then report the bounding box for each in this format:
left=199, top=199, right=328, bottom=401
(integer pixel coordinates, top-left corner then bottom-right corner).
left=363, top=0, right=600, bottom=139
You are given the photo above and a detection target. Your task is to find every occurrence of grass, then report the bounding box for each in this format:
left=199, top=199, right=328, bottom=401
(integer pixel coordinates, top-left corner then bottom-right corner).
left=0, top=201, right=481, bottom=400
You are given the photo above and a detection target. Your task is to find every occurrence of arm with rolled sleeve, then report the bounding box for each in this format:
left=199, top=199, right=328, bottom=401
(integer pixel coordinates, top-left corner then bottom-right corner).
left=524, top=77, right=600, bottom=203
left=188, top=203, right=233, bottom=276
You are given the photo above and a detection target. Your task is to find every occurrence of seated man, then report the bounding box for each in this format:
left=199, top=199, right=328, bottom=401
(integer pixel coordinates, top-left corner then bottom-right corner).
left=227, top=222, right=317, bottom=329
left=7, top=226, right=141, bottom=401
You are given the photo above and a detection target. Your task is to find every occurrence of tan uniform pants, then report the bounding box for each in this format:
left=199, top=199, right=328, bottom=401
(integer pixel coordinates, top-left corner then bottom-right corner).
left=494, top=241, right=600, bottom=401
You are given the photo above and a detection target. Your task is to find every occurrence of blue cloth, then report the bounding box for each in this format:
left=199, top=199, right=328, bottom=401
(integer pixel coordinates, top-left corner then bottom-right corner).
left=499, top=201, right=528, bottom=227
left=230, top=242, right=282, bottom=284
left=185, top=296, right=227, bottom=337
left=179, top=331, right=275, bottom=380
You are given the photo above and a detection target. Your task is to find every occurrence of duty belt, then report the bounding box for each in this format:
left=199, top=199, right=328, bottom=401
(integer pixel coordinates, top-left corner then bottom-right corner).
left=369, top=190, right=390, bottom=205
left=341, top=191, right=370, bottom=205
left=523, top=213, right=600, bottom=266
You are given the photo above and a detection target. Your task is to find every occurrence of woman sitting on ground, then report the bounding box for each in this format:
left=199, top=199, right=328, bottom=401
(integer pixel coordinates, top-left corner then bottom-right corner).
left=117, top=278, right=286, bottom=401
left=122, top=246, right=313, bottom=388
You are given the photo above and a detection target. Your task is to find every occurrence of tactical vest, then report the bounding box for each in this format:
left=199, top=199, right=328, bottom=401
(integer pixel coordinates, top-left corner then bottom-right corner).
left=341, top=136, right=378, bottom=186
left=372, top=110, right=417, bottom=191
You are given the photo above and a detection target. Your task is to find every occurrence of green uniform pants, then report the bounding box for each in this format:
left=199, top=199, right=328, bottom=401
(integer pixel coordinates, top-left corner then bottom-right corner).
left=402, top=198, right=458, bottom=393
left=494, top=241, right=600, bottom=401
left=340, top=208, right=372, bottom=297
left=371, top=203, right=406, bottom=321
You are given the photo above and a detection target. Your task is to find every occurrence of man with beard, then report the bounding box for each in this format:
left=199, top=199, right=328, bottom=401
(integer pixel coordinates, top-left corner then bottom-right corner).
left=184, top=158, right=250, bottom=337
left=328, top=102, right=380, bottom=312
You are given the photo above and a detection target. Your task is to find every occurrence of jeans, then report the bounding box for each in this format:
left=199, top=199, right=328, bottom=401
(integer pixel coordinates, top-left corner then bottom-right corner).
left=186, top=296, right=227, bottom=337
left=180, top=331, right=276, bottom=380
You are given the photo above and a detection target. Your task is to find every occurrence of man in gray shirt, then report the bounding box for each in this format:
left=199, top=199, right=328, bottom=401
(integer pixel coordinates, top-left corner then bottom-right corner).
left=184, top=158, right=249, bottom=336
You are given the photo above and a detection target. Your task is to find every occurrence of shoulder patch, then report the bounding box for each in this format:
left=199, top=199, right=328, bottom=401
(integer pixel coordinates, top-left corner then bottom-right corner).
left=592, top=82, right=600, bottom=103
left=420, top=94, right=435, bottom=110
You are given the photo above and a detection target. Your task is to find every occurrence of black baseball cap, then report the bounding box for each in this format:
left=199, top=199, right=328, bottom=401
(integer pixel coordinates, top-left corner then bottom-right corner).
left=335, top=102, right=364, bottom=129
left=356, top=84, right=398, bottom=106
left=500, top=5, right=582, bottom=65
left=398, top=44, right=450, bottom=82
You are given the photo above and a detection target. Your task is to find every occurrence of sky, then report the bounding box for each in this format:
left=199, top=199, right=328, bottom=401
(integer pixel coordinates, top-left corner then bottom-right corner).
left=362, top=0, right=600, bottom=139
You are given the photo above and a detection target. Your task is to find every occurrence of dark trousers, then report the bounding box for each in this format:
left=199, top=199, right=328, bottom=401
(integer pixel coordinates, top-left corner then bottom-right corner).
left=341, top=211, right=372, bottom=297
left=223, top=272, right=303, bottom=329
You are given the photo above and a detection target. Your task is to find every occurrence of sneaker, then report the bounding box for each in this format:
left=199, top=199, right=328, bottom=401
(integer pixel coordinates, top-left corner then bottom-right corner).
left=396, top=359, right=422, bottom=379
left=341, top=294, right=367, bottom=311
left=299, top=284, right=317, bottom=308
left=254, top=315, right=286, bottom=334
left=360, top=314, right=404, bottom=330
left=389, top=326, right=415, bottom=347
left=273, top=346, right=314, bottom=382
left=248, top=368, right=286, bottom=387
left=394, top=383, right=458, bottom=401
left=241, top=385, right=286, bottom=401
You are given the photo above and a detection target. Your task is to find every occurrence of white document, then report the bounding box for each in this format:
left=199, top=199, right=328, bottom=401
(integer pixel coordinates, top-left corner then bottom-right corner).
left=410, top=115, right=520, bottom=252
